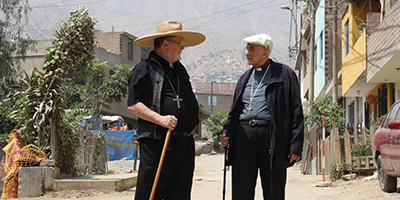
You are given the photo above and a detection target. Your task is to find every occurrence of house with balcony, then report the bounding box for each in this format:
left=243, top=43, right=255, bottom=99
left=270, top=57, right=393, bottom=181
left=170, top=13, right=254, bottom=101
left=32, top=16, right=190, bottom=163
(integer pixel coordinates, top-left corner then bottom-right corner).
left=341, top=0, right=397, bottom=128
left=295, top=1, right=346, bottom=113
left=365, top=0, right=400, bottom=126
left=295, top=3, right=312, bottom=111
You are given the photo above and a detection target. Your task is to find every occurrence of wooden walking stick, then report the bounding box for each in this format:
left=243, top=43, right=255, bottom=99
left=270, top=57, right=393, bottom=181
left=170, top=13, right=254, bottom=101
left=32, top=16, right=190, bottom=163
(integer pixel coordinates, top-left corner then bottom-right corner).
left=222, top=146, right=228, bottom=200
left=149, top=129, right=172, bottom=200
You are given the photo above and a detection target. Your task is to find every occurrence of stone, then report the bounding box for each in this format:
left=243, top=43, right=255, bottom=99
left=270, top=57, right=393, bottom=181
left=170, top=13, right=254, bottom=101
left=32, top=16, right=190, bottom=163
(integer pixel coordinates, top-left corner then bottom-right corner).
left=40, top=159, right=55, bottom=167
left=342, top=173, right=357, bottom=181
left=195, top=141, right=212, bottom=156
left=315, top=181, right=333, bottom=187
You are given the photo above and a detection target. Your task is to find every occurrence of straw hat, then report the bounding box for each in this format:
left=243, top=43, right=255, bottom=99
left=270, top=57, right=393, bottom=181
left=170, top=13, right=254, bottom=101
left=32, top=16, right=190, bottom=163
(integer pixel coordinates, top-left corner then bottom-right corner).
left=134, top=20, right=206, bottom=48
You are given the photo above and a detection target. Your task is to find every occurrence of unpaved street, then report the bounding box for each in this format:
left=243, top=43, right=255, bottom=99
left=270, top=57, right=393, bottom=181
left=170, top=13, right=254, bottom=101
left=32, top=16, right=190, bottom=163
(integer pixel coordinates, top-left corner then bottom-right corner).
left=19, top=154, right=400, bottom=200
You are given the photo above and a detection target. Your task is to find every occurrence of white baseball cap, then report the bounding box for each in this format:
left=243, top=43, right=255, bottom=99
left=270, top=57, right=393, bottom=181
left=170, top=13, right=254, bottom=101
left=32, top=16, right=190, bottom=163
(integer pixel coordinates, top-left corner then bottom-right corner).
left=243, top=34, right=273, bottom=51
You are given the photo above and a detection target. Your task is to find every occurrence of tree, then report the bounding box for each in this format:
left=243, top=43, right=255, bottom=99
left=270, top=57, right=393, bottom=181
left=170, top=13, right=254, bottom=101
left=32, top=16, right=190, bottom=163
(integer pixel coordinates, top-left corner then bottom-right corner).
left=203, top=110, right=229, bottom=148
left=304, top=95, right=346, bottom=133
left=9, top=5, right=97, bottom=174
left=79, top=60, right=134, bottom=131
left=0, top=0, right=36, bottom=78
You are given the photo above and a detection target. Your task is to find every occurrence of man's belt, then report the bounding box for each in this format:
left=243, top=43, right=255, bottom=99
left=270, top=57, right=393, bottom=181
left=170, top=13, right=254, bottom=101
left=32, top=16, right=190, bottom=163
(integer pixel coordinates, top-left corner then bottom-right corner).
left=239, top=119, right=270, bottom=127
left=171, top=131, right=192, bottom=137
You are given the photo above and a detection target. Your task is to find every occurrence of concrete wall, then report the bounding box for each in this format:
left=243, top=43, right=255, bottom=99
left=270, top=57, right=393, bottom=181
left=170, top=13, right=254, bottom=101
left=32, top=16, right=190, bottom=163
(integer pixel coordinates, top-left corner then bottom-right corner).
left=18, top=167, right=54, bottom=198
left=19, top=40, right=54, bottom=77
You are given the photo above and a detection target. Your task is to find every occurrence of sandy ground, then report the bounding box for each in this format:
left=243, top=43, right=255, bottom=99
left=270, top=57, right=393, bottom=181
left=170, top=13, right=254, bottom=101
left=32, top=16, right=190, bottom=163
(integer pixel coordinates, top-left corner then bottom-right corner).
left=19, top=154, right=400, bottom=200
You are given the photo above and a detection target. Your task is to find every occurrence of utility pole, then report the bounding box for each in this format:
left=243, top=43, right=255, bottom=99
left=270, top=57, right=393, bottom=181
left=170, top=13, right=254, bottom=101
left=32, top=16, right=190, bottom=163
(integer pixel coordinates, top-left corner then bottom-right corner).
left=210, top=81, right=213, bottom=114
left=333, top=0, right=338, bottom=103
left=309, top=0, right=315, bottom=104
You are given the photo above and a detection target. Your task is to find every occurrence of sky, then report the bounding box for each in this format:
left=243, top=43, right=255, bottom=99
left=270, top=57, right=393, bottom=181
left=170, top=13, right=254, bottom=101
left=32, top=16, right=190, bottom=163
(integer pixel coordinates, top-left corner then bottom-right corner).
left=26, top=0, right=302, bottom=67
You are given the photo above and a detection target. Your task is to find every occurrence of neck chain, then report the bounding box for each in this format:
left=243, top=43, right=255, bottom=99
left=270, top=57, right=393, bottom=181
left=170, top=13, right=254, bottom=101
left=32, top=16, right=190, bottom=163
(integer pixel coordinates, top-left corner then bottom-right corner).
left=249, top=64, right=270, bottom=111
left=164, top=73, right=183, bottom=108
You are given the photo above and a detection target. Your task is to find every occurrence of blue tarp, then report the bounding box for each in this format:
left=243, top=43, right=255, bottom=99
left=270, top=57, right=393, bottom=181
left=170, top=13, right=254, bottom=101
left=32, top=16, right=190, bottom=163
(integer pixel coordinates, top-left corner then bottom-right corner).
left=103, top=130, right=137, bottom=161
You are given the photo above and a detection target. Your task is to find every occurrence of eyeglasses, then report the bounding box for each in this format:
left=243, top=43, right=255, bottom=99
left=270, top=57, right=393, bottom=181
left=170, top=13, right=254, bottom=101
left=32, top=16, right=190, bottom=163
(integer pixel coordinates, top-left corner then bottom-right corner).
left=244, top=46, right=266, bottom=53
left=167, top=39, right=185, bottom=47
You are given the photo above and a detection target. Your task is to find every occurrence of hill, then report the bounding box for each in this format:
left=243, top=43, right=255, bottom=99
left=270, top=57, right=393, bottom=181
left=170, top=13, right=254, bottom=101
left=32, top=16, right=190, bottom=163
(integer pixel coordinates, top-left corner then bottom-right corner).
left=25, top=0, right=297, bottom=82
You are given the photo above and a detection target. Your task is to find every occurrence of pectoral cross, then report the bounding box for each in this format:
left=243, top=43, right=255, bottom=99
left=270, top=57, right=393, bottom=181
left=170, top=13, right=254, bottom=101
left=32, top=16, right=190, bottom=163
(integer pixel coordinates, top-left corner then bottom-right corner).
left=173, top=95, right=183, bottom=108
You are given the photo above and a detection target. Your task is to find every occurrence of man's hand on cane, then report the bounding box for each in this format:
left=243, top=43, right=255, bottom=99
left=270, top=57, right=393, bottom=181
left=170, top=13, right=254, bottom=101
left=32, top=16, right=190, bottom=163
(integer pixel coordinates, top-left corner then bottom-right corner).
left=288, top=154, right=300, bottom=163
left=219, top=130, right=229, bottom=147
left=159, top=115, right=178, bottom=130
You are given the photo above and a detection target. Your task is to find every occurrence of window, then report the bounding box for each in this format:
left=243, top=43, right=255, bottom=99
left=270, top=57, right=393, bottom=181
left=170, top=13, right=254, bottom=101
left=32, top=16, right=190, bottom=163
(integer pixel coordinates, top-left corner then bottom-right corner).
left=319, top=32, right=323, bottom=61
left=141, top=47, right=150, bottom=61
left=208, top=96, right=217, bottom=106
left=396, top=104, right=400, bottom=120
left=378, top=84, right=388, bottom=117
left=383, top=103, right=400, bottom=128
left=314, top=46, right=317, bottom=71
left=128, top=38, right=133, bottom=61
left=344, top=20, right=349, bottom=57
left=349, top=101, right=355, bottom=125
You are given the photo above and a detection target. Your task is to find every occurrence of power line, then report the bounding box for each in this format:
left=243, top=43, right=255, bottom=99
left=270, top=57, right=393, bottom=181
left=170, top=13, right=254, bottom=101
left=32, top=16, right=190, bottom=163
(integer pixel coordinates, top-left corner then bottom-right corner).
left=95, top=0, right=184, bottom=20
left=31, top=0, right=108, bottom=8
left=96, top=0, right=281, bottom=34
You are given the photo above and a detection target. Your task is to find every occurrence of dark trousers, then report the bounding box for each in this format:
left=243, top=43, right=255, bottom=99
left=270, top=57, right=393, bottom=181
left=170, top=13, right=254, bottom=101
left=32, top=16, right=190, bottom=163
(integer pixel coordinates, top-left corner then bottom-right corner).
left=232, top=124, right=287, bottom=200
left=134, top=135, right=195, bottom=200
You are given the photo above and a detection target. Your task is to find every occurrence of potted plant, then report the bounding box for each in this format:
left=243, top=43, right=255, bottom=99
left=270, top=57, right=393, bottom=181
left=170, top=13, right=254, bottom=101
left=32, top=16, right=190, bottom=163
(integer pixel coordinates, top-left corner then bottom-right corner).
left=355, top=16, right=367, bottom=34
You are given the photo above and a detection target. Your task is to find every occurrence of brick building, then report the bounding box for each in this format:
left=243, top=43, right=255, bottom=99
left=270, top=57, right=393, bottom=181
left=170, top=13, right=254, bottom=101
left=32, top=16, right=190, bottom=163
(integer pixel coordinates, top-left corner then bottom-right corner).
left=192, top=82, right=236, bottom=117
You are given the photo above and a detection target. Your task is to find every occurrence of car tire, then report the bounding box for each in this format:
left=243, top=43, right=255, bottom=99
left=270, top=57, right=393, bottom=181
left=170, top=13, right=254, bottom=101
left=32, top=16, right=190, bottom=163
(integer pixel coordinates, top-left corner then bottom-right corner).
left=377, top=155, right=397, bottom=192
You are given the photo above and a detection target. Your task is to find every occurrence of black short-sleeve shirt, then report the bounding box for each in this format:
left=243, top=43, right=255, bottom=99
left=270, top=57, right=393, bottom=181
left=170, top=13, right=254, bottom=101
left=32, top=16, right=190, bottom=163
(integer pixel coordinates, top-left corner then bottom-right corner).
left=127, top=52, right=199, bottom=133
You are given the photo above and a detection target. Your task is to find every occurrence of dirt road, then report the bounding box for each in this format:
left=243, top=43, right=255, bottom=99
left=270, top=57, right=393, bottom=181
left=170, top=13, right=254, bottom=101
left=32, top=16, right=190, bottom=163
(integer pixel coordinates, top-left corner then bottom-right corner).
left=20, top=154, right=400, bottom=200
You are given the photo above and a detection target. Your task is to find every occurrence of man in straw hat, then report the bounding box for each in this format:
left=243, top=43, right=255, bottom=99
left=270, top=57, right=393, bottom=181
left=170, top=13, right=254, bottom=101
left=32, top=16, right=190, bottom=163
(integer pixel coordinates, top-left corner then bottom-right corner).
left=219, top=33, right=304, bottom=199
left=127, top=20, right=205, bottom=200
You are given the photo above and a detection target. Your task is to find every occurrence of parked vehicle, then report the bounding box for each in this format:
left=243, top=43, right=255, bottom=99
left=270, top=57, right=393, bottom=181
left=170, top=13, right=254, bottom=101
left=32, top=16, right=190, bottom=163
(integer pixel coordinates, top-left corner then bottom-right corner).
left=374, top=99, right=400, bottom=192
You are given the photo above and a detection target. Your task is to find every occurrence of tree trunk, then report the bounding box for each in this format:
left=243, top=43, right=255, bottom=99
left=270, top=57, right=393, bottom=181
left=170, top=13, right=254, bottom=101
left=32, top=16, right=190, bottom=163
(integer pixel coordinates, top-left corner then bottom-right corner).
left=51, top=116, right=59, bottom=163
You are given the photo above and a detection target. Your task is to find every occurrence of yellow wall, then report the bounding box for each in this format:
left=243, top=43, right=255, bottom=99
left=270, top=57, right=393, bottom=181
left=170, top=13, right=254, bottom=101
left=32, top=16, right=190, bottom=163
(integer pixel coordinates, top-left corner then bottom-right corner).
left=342, top=3, right=367, bottom=96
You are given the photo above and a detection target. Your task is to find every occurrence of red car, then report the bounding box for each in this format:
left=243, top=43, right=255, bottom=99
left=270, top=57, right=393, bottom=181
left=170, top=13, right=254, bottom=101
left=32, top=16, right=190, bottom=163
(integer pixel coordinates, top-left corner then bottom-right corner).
left=374, top=99, right=400, bottom=192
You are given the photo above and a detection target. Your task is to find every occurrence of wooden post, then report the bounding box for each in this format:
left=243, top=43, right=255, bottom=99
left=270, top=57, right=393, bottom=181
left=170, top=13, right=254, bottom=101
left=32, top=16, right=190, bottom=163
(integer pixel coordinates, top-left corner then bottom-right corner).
left=353, top=127, right=359, bottom=145
left=334, top=128, right=341, bottom=164
left=344, top=129, right=352, bottom=166
left=362, top=128, right=367, bottom=145
left=51, top=117, right=59, bottom=162
left=326, top=135, right=332, bottom=177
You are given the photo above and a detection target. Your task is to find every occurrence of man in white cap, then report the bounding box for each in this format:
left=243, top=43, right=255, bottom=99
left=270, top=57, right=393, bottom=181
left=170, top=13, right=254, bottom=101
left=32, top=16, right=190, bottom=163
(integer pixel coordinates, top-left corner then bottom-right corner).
left=127, top=20, right=205, bottom=200
left=219, top=34, right=304, bottom=199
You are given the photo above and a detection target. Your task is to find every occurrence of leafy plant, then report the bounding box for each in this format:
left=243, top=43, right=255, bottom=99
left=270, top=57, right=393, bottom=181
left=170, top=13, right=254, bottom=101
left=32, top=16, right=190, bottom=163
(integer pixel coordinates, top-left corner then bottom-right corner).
left=0, top=83, right=15, bottom=137
left=7, top=5, right=97, bottom=174
left=83, top=61, right=134, bottom=113
left=304, top=95, right=346, bottom=134
left=329, top=160, right=351, bottom=182
left=203, top=110, right=228, bottom=149
left=355, top=16, right=367, bottom=30
left=203, top=110, right=229, bottom=137
left=0, top=0, right=36, bottom=78
left=352, top=137, right=372, bottom=157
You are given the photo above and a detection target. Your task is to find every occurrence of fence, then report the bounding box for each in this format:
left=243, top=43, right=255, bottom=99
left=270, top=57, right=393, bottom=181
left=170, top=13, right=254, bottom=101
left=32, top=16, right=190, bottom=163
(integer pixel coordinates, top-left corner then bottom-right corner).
left=301, top=123, right=376, bottom=176
left=75, top=129, right=107, bottom=175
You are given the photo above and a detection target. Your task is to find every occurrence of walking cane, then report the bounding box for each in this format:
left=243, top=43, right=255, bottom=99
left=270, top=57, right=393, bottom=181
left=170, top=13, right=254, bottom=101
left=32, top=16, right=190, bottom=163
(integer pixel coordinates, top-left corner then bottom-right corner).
left=222, top=145, right=228, bottom=200
left=149, top=129, right=172, bottom=200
